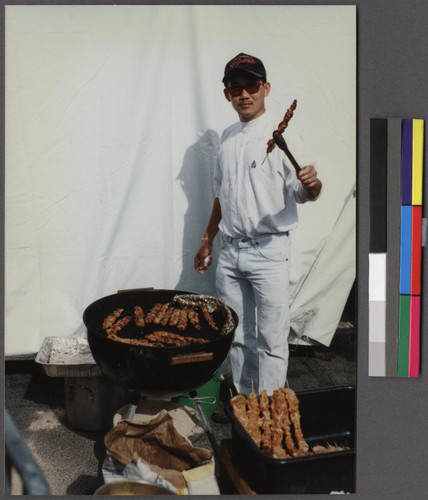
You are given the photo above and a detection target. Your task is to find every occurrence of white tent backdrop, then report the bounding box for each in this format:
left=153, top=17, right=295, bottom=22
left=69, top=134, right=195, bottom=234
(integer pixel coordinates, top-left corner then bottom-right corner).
left=5, top=5, right=356, bottom=355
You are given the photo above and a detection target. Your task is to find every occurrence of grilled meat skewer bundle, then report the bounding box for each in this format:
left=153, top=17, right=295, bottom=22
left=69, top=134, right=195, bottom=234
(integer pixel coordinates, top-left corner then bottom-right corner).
left=231, top=386, right=349, bottom=459
left=272, top=388, right=296, bottom=457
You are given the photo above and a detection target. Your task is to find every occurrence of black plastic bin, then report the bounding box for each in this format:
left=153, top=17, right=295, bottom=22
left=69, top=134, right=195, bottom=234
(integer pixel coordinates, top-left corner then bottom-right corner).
left=225, top=385, right=356, bottom=494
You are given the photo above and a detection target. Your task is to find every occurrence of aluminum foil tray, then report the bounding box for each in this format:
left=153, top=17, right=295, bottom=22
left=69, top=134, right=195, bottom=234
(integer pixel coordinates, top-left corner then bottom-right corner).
left=35, top=336, right=103, bottom=377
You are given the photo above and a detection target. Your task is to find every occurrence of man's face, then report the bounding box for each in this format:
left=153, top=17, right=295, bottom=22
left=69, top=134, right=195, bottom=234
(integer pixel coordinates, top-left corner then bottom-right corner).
left=223, top=72, right=271, bottom=122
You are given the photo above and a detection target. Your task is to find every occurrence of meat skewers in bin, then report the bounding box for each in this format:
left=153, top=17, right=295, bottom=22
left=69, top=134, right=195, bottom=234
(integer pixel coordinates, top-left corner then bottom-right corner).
left=230, top=385, right=350, bottom=459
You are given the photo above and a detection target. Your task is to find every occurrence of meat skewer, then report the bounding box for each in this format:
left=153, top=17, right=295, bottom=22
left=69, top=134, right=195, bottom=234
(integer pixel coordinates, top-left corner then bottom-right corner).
left=311, top=443, right=350, bottom=454
left=202, top=307, right=219, bottom=331
left=161, top=306, right=176, bottom=326
left=168, top=307, right=181, bottom=327
left=230, top=386, right=348, bottom=460
left=176, top=308, right=190, bottom=331
left=270, top=392, right=288, bottom=458
left=152, top=303, right=170, bottom=324
left=145, top=330, right=207, bottom=346
left=246, top=389, right=262, bottom=447
left=272, top=388, right=297, bottom=457
left=104, top=299, right=222, bottom=340
left=259, top=389, right=273, bottom=456
left=282, top=388, right=309, bottom=455
left=133, top=305, right=146, bottom=327
left=102, top=308, right=124, bottom=330
left=230, top=394, right=249, bottom=429
left=107, top=333, right=163, bottom=347
left=262, top=99, right=297, bottom=164
left=106, top=315, right=132, bottom=336
left=145, top=303, right=163, bottom=323
left=154, top=330, right=207, bottom=345
left=187, top=309, right=201, bottom=330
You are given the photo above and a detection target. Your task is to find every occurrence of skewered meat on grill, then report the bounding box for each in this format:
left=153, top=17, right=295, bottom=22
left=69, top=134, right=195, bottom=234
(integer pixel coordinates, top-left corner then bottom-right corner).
left=146, top=331, right=208, bottom=346
left=177, top=308, right=190, bottom=331
left=106, top=315, right=132, bottom=335
left=171, top=294, right=232, bottom=335
left=160, top=306, right=175, bottom=326
left=202, top=307, right=219, bottom=331
left=107, top=333, right=163, bottom=347
left=187, top=309, right=201, bottom=330
left=145, top=303, right=203, bottom=331
left=107, top=330, right=208, bottom=348
left=103, top=308, right=124, bottom=330
left=152, top=303, right=170, bottom=324
left=101, top=294, right=229, bottom=347
left=133, top=306, right=146, bottom=327
left=168, top=307, right=182, bottom=327
left=145, top=303, right=163, bottom=323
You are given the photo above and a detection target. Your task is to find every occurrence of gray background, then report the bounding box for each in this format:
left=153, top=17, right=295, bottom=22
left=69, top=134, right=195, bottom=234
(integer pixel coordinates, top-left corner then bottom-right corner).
left=353, top=1, right=428, bottom=498
left=320, top=0, right=428, bottom=498
left=2, top=0, right=428, bottom=498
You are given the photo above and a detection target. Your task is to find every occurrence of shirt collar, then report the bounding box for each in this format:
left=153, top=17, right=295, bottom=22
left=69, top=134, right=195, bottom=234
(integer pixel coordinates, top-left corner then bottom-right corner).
left=239, top=110, right=271, bottom=133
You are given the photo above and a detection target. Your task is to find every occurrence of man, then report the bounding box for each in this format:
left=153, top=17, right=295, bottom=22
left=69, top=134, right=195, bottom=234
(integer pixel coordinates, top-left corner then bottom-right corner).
left=194, top=53, right=322, bottom=396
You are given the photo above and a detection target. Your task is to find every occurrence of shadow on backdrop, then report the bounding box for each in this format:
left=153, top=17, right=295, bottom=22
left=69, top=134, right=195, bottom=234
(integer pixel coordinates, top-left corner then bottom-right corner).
left=175, top=129, right=220, bottom=295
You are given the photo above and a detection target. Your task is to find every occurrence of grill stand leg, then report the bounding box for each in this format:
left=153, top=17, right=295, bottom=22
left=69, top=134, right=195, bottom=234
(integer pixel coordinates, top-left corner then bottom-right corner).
left=189, top=390, right=222, bottom=480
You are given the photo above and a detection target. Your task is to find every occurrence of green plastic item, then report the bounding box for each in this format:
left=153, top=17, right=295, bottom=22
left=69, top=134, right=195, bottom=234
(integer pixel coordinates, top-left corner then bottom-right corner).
left=173, top=371, right=221, bottom=418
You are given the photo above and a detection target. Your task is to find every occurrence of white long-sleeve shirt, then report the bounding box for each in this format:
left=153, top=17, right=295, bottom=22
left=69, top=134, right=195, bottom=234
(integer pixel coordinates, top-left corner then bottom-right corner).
left=214, top=111, right=309, bottom=239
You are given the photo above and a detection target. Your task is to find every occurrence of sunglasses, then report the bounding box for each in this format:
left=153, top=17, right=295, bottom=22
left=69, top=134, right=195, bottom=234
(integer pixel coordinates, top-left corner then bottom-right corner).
left=226, top=82, right=263, bottom=97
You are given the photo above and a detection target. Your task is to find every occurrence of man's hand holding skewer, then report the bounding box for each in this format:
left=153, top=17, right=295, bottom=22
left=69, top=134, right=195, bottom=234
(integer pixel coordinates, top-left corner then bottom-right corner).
left=298, top=164, right=322, bottom=200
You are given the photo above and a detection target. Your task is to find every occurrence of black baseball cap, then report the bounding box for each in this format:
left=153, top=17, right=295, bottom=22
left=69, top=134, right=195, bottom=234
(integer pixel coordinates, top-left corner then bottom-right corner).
left=222, top=53, right=267, bottom=85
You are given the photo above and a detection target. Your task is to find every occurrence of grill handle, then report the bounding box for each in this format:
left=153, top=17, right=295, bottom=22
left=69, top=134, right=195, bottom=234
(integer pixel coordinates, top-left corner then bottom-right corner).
left=170, top=352, right=214, bottom=365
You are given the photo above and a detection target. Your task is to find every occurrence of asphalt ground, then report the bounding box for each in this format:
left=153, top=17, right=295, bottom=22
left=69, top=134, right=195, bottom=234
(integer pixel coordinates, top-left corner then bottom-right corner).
left=5, top=323, right=356, bottom=495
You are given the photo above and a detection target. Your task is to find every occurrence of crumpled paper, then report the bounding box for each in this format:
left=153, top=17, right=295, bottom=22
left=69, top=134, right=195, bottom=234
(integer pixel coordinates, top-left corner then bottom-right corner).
left=104, top=409, right=212, bottom=490
left=113, top=399, right=204, bottom=442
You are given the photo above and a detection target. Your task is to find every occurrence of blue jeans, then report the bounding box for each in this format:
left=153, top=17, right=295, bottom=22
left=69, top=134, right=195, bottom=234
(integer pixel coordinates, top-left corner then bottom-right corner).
left=216, top=233, right=290, bottom=395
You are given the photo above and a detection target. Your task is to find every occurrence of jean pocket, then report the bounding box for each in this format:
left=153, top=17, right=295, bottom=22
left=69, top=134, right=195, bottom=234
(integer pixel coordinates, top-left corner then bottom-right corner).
left=255, top=238, right=289, bottom=262
left=220, top=238, right=228, bottom=251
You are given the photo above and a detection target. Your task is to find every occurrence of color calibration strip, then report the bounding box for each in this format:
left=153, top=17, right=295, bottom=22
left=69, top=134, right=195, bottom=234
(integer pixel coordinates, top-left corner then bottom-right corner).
left=369, top=119, right=387, bottom=376
left=398, top=119, right=424, bottom=377
left=369, top=118, right=425, bottom=377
